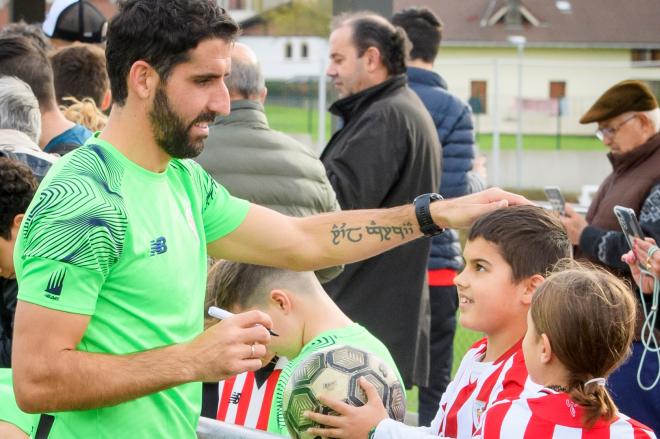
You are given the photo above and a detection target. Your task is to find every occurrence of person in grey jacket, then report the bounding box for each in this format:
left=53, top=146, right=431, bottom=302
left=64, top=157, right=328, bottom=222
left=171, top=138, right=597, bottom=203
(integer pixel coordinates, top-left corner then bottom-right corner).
left=392, top=7, right=486, bottom=425
left=195, top=43, right=342, bottom=283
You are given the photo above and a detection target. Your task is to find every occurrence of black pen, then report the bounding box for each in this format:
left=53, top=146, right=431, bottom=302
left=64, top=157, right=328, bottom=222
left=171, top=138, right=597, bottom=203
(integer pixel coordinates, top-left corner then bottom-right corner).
left=208, top=306, right=279, bottom=336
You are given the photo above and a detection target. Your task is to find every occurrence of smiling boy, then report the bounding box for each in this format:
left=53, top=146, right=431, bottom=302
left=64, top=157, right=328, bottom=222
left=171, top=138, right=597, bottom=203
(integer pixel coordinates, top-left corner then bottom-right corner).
left=305, top=206, right=571, bottom=439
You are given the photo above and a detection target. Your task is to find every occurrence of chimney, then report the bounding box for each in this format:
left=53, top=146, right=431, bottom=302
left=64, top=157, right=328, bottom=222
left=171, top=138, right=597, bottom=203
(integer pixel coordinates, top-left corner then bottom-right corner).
left=505, top=0, right=523, bottom=29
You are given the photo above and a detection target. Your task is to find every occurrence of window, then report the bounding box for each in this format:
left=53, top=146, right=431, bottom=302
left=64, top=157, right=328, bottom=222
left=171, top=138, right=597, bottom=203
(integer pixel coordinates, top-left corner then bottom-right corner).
left=549, top=81, right=566, bottom=99
left=632, top=49, right=660, bottom=65
left=301, top=43, right=308, bottom=59
left=284, top=42, right=292, bottom=59
left=469, top=81, right=487, bottom=114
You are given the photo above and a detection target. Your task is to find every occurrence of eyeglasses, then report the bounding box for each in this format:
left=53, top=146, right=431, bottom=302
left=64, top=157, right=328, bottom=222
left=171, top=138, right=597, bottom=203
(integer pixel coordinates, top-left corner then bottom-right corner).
left=595, top=114, right=636, bottom=141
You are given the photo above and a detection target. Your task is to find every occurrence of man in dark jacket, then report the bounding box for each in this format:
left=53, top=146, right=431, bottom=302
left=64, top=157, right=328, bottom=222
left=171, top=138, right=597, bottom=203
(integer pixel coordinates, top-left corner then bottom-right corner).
left=321, top=12, right=441, bottom=388
left=391, top=7, right=485, bottom=424
left=560, top=80, right=660, bottom=432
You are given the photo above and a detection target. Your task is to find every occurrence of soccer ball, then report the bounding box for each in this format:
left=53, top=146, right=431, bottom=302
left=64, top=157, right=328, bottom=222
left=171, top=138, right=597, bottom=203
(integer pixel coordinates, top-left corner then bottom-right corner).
left=282, top=344, right=406, bottom=439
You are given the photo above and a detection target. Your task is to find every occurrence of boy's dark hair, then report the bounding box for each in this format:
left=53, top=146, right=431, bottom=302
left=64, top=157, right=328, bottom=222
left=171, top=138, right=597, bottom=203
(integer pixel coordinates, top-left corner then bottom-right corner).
left=0, top=157, right=37, bottom=239
left=206, top=260, right=314, bottom=316
left=0, top=35, right=56, bottom=108
left=106, top=0, right=239, bottom=106
left=333, top=12, right=408, bottom=76
left=468, top=205, right=571, bottom=281
left=51, top=44, right=109, bottom=108
left=391, top=7, right=443, bottom=64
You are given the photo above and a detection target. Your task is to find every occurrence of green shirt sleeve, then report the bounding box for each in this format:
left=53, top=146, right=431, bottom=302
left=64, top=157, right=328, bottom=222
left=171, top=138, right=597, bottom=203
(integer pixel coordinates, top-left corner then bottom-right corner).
left=15, top=164, right=125, bottom=314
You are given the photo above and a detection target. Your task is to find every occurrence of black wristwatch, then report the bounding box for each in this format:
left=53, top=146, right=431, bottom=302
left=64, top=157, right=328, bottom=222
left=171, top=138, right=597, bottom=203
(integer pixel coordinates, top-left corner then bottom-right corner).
left=413, top=193, right=444, bottom=236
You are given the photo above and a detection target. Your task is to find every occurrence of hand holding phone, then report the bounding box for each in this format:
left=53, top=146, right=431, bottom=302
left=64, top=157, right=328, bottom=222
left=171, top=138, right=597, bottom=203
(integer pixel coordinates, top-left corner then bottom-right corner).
left=544, top=186, right=566, bottom=216
left=613, top=205, right=648, bottom=269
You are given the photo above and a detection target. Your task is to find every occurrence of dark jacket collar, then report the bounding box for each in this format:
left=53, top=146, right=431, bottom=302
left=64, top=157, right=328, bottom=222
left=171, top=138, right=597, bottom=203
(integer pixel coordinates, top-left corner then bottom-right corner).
left=329, top=74, right=407, bottom=121
left=608, top=132, right=660, bottom=173
left=406, top=66, right=448, bottom=90
left=212, top=99, right=268, bottom=128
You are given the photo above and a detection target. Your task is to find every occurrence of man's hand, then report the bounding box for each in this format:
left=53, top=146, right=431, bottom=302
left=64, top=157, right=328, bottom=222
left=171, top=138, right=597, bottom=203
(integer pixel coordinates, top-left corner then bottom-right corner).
left=622, top=238, right=660, bottom=294
left=304, top=377, right=389, bottom=439
left=431, top=187, right=531, bottom=229
left=185, top=310, right=272, bottom=382
left=559, top=203, right=588, bottom=245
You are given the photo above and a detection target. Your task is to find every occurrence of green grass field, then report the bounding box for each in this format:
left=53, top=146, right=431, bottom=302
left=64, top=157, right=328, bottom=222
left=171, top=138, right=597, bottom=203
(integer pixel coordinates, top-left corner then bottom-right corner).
left=264, top=103, right=604, bottom=151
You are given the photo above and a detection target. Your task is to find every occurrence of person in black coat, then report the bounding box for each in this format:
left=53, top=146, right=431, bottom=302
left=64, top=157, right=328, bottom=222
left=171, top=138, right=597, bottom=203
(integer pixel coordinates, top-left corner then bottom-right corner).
left=321, top=12, right=441, bottom=388
left=392, top=7, right=486, bottom=424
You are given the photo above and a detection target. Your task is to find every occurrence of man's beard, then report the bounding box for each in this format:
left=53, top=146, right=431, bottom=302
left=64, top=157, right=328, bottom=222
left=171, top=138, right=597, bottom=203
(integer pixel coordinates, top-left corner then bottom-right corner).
left=149, top=85, right=216, bottom=159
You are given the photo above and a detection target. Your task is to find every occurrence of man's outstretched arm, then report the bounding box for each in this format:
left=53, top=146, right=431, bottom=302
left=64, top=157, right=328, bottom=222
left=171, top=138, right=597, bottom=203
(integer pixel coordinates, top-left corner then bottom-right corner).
left=12, top=302, right=272, bottom=413
left=209, top=188, right=530, bottom=269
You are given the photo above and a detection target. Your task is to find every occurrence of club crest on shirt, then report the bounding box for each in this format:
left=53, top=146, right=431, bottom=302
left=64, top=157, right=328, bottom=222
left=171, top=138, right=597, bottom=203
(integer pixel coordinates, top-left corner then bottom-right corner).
left=473, top=399, right=487, bottom=429
left=566, top=398, right=577, bottom=417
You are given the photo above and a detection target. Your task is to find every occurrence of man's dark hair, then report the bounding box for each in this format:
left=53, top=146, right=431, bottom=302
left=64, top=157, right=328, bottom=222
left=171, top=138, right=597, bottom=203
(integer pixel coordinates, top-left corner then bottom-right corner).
left=333, top=12, right=408, bottom=76
left=468, top=205, right=572, bottom=281
left=0, top=35, right=56, bottom=108
left=50, top=44, right=109, bottom=107
left=0, top=157, right=37, bottom=239
left=391, top=7, right=443, bottom=63
left=0, top=20, right=52, bottom=53
left=106, top=0, right=239, bottom=106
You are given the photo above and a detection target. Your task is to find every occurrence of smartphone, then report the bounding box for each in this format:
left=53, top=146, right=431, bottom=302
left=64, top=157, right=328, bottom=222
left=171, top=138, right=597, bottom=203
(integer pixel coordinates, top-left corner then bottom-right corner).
left=544, top=186, right=566, bottom=216
left=613, top=206, right=647, bottom=268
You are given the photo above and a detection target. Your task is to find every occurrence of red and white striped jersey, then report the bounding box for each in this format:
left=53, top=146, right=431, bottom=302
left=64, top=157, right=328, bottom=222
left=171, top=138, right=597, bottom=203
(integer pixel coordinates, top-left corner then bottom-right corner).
left=477, top=389, right=657, bottom=439
left=215, top=357, right=288, bottom=430
left=374, top=338, right=541, bottom=439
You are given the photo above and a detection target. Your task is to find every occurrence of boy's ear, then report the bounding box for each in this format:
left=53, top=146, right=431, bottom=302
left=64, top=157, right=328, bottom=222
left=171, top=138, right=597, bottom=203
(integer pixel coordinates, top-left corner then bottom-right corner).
left=521, top=274, right=545, bottom=305
left=10, top=214, right=24, bottom=237
left=539, top=333, right=553, bottom=364
left=270, top=289, right=293, bottom=314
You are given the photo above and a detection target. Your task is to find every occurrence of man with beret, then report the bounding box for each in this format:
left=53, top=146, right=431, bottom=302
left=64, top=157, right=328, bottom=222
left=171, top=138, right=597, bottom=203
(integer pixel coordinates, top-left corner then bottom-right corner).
left=560, top=79, right=660, bottom=432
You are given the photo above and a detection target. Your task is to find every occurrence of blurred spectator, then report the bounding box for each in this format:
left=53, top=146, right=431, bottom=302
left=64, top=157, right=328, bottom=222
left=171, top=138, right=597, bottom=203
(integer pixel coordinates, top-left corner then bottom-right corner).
left=59, top=97, right=107, bottom=131
left=0, top=35, right=92, bottom=155
left=560, top=79, right=660, bottom=432
left=0, top=76, right=57, bottom=181
left=0, top=158, right=41, bottom=439
left=391, top=6, right=484, bottom=425
left=0, top=20, right=52, bottom=52
left=50, top=43, right=111, bottom=111
left=42, top=0, right=108, bottom=48
left=320, top=12, right=440, bottom=388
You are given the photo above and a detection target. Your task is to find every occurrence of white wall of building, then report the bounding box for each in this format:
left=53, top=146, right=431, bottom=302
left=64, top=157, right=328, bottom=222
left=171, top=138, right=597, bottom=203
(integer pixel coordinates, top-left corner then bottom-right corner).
left=239, top=36, right=328, bottom=80
left=435, top=47, right=660, bottom=135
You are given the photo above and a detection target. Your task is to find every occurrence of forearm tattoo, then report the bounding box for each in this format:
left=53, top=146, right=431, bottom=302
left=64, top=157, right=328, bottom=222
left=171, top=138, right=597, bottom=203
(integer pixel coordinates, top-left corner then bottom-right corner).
left=330, top=221, right=414, bottom=245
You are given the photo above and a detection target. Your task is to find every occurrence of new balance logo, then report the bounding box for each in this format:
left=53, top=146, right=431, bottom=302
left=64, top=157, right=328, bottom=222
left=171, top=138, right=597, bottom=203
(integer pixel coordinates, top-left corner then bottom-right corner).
left=229, top=391, right=241, bottom=404
left=149, top=237, right=167, bottom=256
left=45, top=268, right=66, bottom=300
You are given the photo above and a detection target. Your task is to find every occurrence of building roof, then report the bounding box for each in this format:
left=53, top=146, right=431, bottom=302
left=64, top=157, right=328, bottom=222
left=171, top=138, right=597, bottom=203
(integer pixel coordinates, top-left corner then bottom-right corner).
left=394, top=0, right=660, bottom=48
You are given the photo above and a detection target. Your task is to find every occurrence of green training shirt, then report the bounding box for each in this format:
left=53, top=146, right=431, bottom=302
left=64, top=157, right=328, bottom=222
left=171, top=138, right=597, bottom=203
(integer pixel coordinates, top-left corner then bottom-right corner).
left=0, top=368, right=39, bottom=436
left=14, top=135, right=249, bottom=438
left=267, top=323, right=404, bottom=435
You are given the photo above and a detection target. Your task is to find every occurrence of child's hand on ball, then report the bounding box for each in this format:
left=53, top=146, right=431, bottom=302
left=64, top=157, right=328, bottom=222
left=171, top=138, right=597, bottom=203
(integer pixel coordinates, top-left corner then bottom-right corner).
left=304, top=377, right=389, bottom=439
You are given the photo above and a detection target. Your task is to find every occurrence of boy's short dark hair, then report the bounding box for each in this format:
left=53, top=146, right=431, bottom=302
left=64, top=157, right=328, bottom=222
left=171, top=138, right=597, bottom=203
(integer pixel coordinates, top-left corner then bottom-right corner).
left=468, top=205, right=571, bottom=281
left=206, top=261, right=314, bottom=312
left=106, top=0, right=239, bottom=106
left=391, top=7, right=443, bottom=63
left=51, top=44, right=109, bottom=107
left=0, top=20, right=52, bottom=53
left=0, top=35, right=56, bottom=108
left=0, top=157, right=38, bottom=239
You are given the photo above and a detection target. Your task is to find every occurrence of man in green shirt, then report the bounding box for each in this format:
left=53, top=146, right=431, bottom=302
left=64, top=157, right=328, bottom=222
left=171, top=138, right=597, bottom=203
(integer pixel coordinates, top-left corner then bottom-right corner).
left=207, top=261, right=404, bottom=436
left=10, top=0, right=528, bottom=437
